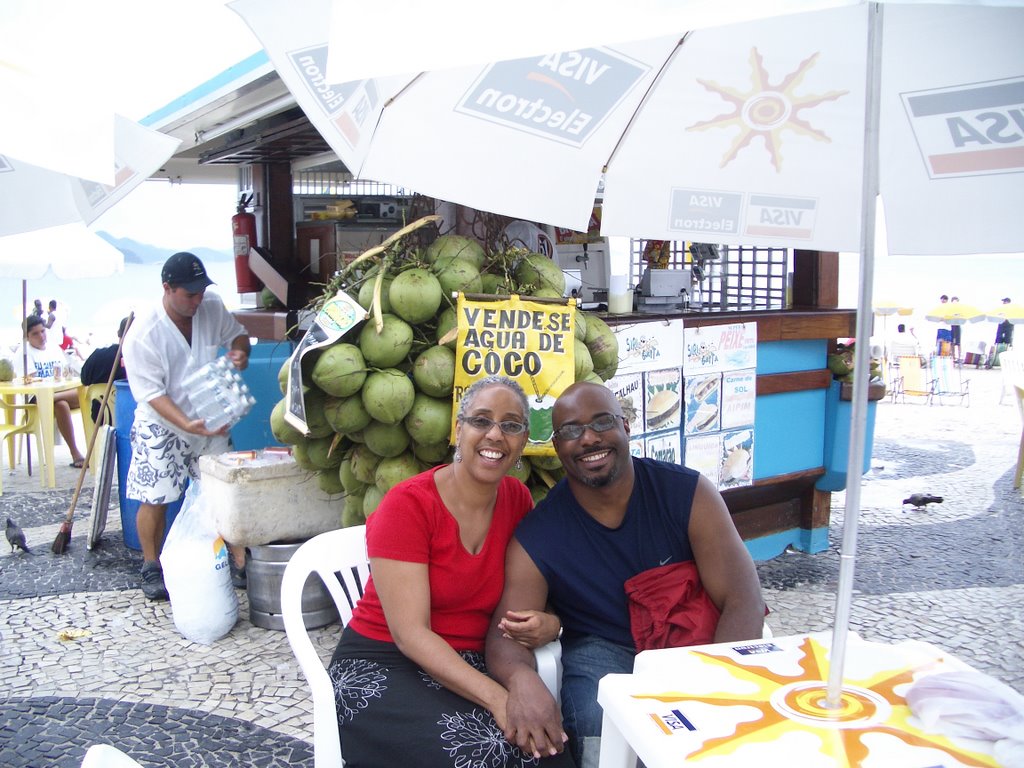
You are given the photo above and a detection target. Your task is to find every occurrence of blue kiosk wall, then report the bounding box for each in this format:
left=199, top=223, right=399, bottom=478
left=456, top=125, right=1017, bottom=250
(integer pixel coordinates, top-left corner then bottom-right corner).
left=228, top=340, right=295, bottom=450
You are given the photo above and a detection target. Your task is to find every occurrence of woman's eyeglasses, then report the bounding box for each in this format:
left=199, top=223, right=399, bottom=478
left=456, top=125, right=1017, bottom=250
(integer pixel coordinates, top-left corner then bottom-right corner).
left=460, top=415, right=528, bottom=435
left=551, top=413, right=624, bottom=441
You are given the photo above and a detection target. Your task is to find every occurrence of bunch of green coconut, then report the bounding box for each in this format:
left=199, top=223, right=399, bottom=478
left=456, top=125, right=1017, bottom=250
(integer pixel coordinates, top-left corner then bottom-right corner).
left=269, top=228, right=619, bottom=528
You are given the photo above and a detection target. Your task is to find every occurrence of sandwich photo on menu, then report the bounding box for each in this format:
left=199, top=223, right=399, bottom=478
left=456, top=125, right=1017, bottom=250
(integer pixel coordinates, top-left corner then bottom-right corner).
left=684, top=373, right=721, bottom=435
left=644, top=367, right=682, bottom=432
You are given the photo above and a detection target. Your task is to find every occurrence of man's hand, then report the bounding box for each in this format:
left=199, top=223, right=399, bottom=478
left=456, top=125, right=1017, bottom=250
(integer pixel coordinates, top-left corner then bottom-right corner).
left=503, top=669, right=569, bottom=758
left=227, top=348, right=249, bottom=371
left=498, top=610, right=560, bottom=649
left=184, top=418, right=230, bottom=438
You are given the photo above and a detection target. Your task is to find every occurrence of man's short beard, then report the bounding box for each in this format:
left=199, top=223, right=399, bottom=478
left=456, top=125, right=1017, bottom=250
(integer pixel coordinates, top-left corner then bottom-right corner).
left=576, top=462, right=621, bottom=488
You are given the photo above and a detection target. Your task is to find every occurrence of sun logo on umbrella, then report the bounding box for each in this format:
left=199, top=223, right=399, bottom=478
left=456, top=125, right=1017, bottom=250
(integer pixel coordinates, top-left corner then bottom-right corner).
left=688, top=49, right=847, bottom=172
left=631, top=636, right=997, bottom=766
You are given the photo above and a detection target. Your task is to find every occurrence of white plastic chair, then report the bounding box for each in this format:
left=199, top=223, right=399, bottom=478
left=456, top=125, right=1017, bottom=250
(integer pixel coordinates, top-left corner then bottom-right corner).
left=281, top=525, right=562, bottom=768
left=80, top=744, right=144, bottom=767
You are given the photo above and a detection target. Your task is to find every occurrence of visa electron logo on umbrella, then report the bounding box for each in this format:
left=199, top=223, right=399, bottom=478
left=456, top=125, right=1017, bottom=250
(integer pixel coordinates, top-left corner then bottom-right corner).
left=289, top=45, right=381, bottom=149
left=901, top=77, right=1024, bottom=179
left=456, top=49, right=649, bottom=147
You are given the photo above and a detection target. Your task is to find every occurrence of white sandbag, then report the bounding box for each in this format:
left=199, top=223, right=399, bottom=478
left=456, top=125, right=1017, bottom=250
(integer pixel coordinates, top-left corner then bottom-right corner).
left=161, top=480, right=238, bottom=644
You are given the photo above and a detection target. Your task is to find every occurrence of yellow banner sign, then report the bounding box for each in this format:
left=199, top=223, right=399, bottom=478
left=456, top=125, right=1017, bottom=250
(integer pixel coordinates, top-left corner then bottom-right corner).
left=453, top=295, right=576, bottom=456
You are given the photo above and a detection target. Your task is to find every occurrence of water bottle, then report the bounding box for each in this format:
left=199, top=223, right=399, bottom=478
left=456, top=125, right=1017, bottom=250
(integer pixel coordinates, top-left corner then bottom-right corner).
left=183, top=356, right=256, bottom=431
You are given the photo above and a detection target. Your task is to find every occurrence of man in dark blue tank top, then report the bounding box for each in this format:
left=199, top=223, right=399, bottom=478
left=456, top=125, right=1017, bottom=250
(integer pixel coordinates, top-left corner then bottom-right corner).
left=486, top=382, right=764, bottom=767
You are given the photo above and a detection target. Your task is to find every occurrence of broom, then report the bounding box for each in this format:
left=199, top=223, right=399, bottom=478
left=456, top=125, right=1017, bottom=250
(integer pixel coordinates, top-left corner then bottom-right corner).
left=52, top=313, right=133, bottom=554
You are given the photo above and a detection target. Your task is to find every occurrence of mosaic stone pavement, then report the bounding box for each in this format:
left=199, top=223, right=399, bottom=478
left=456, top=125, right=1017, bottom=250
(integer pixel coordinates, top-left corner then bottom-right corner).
left=0, top=366, right=1020, bottom=765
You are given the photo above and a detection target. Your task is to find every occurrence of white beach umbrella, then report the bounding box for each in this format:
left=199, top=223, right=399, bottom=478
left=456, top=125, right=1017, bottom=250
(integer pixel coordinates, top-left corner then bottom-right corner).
left=232, top=0, right=1024, bottom=712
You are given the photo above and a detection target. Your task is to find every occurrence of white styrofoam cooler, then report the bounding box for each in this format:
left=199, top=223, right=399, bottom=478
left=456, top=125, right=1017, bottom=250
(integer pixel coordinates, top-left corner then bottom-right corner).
left=198, top=452, right=342, bottom=548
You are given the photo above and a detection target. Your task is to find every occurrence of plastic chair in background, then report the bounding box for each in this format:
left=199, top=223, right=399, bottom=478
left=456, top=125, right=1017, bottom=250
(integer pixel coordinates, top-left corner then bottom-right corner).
left=0, top=403, right=45, bottom=492
left=931, top=355, right=970, bottom=406
left=891, top=356, right=934, bottom=405
left=280, top=525, right=562, bottom=768
left=80, top=382, right=116, bottom=474
left=999, top=350, right=1023, bottom=405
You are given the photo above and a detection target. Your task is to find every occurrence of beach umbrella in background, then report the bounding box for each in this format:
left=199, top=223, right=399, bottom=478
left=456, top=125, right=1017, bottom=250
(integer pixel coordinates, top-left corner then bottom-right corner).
left=985, top=301, right=1024, bottom=325
left=234, top=0, right=1024, bottom=707
left=924, top=302, right=985, bottom=326
left=2, top=37, right=182, bottom=340
left=873, top=301, right=913, bottom=317
left=872, top=299, right=913, bottom=338
left=0, top=115, right=178, bottom=353
left=0, top=115, right=180, bottom=239
left=0, top=34, right=115, bottom=186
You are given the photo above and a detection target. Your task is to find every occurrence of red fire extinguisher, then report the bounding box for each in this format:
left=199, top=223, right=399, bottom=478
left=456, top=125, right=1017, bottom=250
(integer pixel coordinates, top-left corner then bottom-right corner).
left=231, top=193, right=263, bottom=293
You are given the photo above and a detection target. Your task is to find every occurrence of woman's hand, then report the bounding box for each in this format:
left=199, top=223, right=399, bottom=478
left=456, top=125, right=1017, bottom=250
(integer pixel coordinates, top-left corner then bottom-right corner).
left=498, top=609, right=561, bottom=649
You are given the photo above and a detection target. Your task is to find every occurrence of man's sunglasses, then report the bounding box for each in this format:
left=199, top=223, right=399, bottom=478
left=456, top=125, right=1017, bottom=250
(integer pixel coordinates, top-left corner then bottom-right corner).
left=552, top=413, right=624, bottom=441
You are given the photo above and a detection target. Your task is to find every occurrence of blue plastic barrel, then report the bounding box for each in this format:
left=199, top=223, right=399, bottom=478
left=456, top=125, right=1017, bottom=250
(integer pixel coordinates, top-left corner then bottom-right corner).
left=114, top=380, right=184, bottom=550
left=816, top=380, right=878, bottom=492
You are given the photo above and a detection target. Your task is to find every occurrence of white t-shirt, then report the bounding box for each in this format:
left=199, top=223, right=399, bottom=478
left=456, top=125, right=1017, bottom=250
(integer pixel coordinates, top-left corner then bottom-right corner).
left=122, top=292, right=247, bottom=439
left=14, top=341, right=66, bottom=379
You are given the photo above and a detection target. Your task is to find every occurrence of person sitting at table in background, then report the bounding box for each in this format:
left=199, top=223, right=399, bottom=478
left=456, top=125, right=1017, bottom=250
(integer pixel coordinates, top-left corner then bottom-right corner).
left=327, top=376, right=573, bottom=767
left=79, top=316, right=130, bottom=424
left=15, top=315, right=86, bottom=468
left=486, top=382, right=765, bottom=767
left=123, top=252, right=250, bottom=601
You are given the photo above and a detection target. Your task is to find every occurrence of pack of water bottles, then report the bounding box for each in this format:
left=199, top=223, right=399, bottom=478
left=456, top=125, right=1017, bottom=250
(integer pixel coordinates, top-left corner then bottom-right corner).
left=182, top=357, right=257, bottom=432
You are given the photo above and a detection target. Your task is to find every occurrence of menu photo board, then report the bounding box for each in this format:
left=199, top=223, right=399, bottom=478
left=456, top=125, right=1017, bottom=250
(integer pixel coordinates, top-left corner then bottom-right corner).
left=720, top=427, right=754, bottom=488
left=684, top=432, right=722, bottom=486
left=721, top=369, right=756, bottom=430
left=644, top=367, right=682, bottom=433
left=683, top=322, right=757, bottom=376
left=604, top=372, right=644, bottom=435
left=629, top=439, right=646, bottom=458
left=612, top=319, right=684, bottom=377
left=645, top=430, right=682, bottom=466
left=683, top=372, right=721, bottom=436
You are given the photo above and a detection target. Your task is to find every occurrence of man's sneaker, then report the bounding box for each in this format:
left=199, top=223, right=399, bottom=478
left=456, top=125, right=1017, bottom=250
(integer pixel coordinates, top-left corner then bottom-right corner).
left=140, top=561, right=169, bottom=601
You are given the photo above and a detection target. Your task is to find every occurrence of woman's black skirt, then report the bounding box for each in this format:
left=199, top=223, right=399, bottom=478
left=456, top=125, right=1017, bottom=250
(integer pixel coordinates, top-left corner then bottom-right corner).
left=327, top=626, right=576, bottom=768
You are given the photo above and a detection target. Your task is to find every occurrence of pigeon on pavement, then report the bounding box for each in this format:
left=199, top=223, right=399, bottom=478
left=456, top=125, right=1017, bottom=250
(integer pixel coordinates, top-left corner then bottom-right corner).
left=6, top=518, right=29, bottom=553
left=902, top=493, right=944, bottom=510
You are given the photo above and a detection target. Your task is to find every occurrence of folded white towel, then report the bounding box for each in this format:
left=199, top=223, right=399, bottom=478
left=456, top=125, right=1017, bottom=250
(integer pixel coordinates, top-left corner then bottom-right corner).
left=905, top=670, right=1024, bottom=766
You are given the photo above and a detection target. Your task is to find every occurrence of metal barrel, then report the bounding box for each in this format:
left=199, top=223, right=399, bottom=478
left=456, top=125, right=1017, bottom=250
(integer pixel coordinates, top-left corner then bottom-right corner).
left=246, top=541, right=339, bottom=631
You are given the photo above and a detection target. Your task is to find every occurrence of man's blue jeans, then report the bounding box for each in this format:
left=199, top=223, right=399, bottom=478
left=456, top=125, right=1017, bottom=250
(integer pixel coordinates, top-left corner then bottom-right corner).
left=561, top=634, right=637, bottom=764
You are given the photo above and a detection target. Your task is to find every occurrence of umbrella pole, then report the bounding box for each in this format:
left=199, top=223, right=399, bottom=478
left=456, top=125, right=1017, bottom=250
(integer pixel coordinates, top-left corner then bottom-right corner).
left=827, top=1, right=884, bottom=708
left=20, top=279, right=32, bottom=475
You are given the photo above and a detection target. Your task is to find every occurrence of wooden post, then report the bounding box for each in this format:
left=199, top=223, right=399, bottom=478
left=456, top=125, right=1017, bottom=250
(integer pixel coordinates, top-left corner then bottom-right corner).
left=791, top=250, right=840, bottom=309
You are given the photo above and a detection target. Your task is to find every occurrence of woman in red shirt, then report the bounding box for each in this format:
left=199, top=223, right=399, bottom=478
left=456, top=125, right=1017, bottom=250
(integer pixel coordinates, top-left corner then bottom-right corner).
left=328, top=376, right=573, bottom=767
